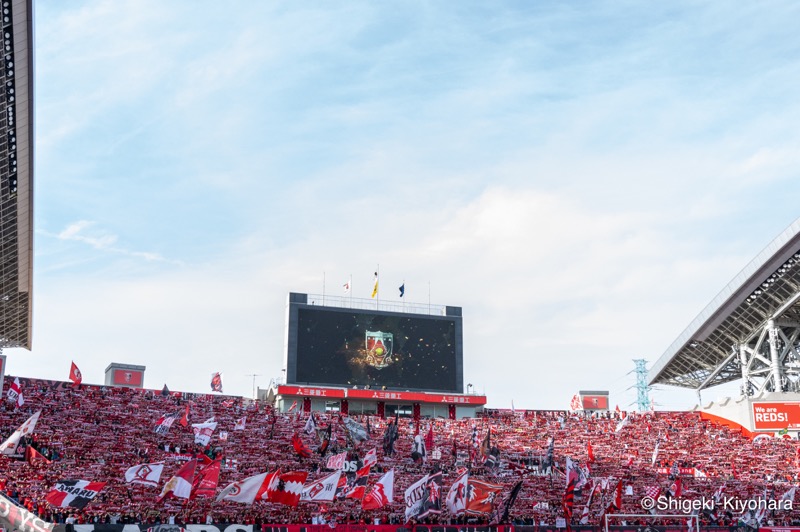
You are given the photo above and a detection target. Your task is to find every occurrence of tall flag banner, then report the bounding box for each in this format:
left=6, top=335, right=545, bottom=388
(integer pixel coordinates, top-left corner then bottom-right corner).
left=179, top=404, right=191, bottom=427
left=155, top=411, right=180, bottom=435
left=68, top=362, right=82, bottom=387
left=304, top=412, right=316, bottom=435
left=587, top=441, right=595, bottom=463
left=300, top=470, right=342, bottom=502
left=383, top=414, right=399, bottom=456
left=192, top=459, right=221, bottom=499
left=234, top=417, right=247, bottom=431
left=317, top=424, right=332, bottom=456
left=465, top=479, right=504, bottom=515
left=404, top=474, right=430, bottom=521
left=418, top=470, right=443, bottom=519
left=580, top=481, right=600, bottom=524
left=651, top=439, right=660, bottom=466
left=497, top=480, right=524, bottom=525
left=668, top=477, right=682, bottom=498
left=411, top=434, right=427, bottom=464
left=192, top=422, right=218, bottom=446
left=563, top=476, right=576, bottom=524
left=0, top=491, right=54, bottom=532
left=344, top=465, right=371, bottom=500
left=0, top=410, right=42, bottom=455
left=371, top=272, right=379, bottom=298
left=565, top=457, right=580, bottom=488
left=362, top=469, right=394, bottom=511
left=343, top=277, right=351, bottom=295
left=570, top=394, right=582, bottom=411
left=210, top=372, right=223, bottom=393
left=292, top=432, right=313, bottom=458
left=424, top=424, right=434, bottom=453
left=124, top=462, right=165, bottom=487
left=264, top=470, right=308, bottom=507
left=480, top=429, right=491, bottom=462
left=6, top=377, right=23, bottom=408
left=363, top=448, right=378, bottom=468
left=542, top=436, right=555, bottom=473
left=343, top=416, right=369, bottom=442
left=615, top=414, right=629, bottom=433
left=445, top=470, right=469, bottom=515
left=45, top=480, right=107, bottom=509
left=470, top=425, right=479, bottom=463
left=399, top=283, right=405, bottom=298
left=25, top=446, right=52, bottom=466
left=157, top=460, right=197, bottom=503
left=217, top=472, right=269, bottom=504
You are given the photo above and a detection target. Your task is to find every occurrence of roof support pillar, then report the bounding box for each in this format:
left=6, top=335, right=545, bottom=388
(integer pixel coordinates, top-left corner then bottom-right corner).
left=767, top=319, right=784, bottom=393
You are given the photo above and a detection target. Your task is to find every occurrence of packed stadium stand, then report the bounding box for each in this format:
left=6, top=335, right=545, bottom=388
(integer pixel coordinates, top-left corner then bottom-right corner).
left=0, top=376, right=798, bottom=529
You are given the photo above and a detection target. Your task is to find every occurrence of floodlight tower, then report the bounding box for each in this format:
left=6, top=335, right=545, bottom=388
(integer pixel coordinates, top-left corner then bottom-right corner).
left=633, top=359, right=652, bottom=412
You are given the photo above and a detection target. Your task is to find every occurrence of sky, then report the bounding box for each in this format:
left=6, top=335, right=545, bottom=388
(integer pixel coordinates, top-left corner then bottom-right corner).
left=7, top=0, right=800, bottom=410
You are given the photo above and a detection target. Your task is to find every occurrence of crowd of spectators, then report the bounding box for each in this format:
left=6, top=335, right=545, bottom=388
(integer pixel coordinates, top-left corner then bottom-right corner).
left=0, top=376, right=798, bottom=528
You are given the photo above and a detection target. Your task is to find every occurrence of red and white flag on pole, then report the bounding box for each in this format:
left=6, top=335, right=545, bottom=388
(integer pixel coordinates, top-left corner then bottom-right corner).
left=26, top=446, right=52, bottom=466
left=191, top=460, right=221, bottom=499
left=300, top=470, right=342, bottom=502
left=157, top=460, right=197, bottom=503
left=217, top=472, right=270, bottom=504
left=45, top=480, right=106, bottom=509
left=124, top=462, right=165, bottom=487
left=287, top=400, right=297, bottom=412
left=362, top=469, right=394, bottom=510
left=263, top=470, right=308, bottom=507
left=0, top=410, right=41, bottom=455
left=363, top=448, right=378, bottom=468
left=68, top=362, right=82, bottom=387
left=6, top=377, right=23, bottom=408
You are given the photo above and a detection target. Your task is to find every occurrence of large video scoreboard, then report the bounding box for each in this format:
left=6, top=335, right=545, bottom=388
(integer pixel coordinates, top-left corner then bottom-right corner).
left=285, top=293, right=463, bottom=393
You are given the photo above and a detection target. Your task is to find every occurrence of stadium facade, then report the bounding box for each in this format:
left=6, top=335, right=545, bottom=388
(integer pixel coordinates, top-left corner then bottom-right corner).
left=0, top=0, right=34, bottom=350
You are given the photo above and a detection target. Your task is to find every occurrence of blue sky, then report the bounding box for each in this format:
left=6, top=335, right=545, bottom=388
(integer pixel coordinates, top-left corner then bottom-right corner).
left=9, top=0, right=800, bottom=409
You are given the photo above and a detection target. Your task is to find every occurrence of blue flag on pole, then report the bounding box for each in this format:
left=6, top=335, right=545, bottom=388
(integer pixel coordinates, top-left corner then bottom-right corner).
left=399, top=283, right=405, bottom=297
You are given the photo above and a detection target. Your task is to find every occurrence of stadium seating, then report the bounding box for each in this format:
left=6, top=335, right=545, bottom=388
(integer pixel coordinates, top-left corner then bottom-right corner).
left=0, top=376, right=798, bottom=527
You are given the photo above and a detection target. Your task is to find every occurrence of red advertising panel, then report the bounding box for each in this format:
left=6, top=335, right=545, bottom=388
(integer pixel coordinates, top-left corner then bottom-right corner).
left=752, top=401, right=800, bottom=430
left=113, top=369, right=143, bottom=387
left=277, top=386, right=347, bottom=399
left=582, top=395, right=608, bottom=410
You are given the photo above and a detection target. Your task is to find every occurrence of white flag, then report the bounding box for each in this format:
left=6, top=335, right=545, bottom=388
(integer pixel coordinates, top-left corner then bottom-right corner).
left=234, top=417, right=246, bottom=431
left=304, top=413, right=316, bottom=435
left=651, top=439, right=660, bottom=466
left=124, top=462, right=165, bottom=487
left=192, top=421, right=218, bottom=446
left=0, top=410, right=41, bottom=455
left=217, top=472, right=269, bottom=504
left=445, top=470, right=469, bottom=515
left=615, top=414, right=630, bottom=433
left=404, top=474, right=429, bottom=521
left=300, top=470, right=342, bottom=502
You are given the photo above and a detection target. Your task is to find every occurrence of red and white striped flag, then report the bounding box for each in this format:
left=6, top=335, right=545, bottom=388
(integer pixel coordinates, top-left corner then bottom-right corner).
left=45, top=480, right=106, bottom=509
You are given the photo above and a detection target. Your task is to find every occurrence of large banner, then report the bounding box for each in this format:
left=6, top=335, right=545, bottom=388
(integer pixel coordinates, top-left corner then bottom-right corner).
left=0, top=491, right=54, bottom=532
left=752, top=401, right=800, bottom=430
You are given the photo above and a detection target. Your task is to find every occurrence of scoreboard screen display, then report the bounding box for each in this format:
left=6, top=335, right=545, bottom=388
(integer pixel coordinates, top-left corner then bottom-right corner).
left=286, top=303, right=462, bottom=393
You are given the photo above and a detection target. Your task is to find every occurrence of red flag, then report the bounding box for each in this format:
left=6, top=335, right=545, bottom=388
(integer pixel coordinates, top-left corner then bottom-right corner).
left=191, top=460, right=221, bottom=498
left=424, top=424, right=434, bottom=452
left=179, top=404, right=190, bottom=427
left=563, top=477, right=576, bottom=530
left=344, top=465, right=371, bottom=499
left=68, top=362, right=82, bottom=387
left=362, top=469, right=394, bottom=510
left=25, top=446, right=52, bottom=466
left=157, top=460, right=197, bottom=503
left=287, top=400, right=297, bottom=412
left=292, top=433, right=312, bottom=458
left=265, top=470, right=308, bottom=506
left=587, top=441, right=595, bottom=463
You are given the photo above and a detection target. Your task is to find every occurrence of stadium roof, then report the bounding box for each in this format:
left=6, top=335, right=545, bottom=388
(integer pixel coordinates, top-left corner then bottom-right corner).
left=649, top=217, right=800, bottom=390
left=0, top=0, right=34, bottom=349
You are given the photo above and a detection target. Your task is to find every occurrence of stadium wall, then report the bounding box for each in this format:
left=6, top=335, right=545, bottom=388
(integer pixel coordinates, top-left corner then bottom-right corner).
left=694, top=392, right=800, bottom=437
